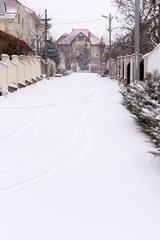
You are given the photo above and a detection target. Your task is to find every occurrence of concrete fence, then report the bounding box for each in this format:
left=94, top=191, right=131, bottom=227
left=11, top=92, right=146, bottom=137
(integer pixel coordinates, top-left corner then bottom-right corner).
left=0, top=60, right=8, bottom=90
left=1, top=54, right=18, bottom=91
left=0, top=55, right=56, bottom=94
left=112, top=54, right=144, bottom=86
left=0, top=54, right=43, bottom=92
left=12, top=55, right=25, bottom=88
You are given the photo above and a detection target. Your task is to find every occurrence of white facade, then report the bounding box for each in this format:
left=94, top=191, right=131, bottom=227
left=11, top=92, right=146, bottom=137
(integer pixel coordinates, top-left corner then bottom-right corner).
left=143, top=43, right=160, bottom=74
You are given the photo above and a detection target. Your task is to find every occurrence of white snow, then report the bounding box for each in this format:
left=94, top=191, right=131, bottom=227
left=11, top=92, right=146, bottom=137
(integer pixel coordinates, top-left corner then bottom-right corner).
left=143, top=43, right=160, bottom=73
left=0, top=73, right=160, bottom=240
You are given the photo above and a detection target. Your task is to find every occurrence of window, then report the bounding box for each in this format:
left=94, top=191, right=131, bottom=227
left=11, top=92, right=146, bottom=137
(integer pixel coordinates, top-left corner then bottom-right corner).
left=78, top=34, right=84, bottom=41
left=92, top=59, right=99, bottom=64
left=22, top=18, right=24, bottom=28
left=92, top=47, right=99, bottom=54
left=31, top=38, right=35, bottom=48
left=0, top=1, right=6, bottom=13
left=18, top=14, right=21, bottom=24
left=4, top=2, right=6, bottom=12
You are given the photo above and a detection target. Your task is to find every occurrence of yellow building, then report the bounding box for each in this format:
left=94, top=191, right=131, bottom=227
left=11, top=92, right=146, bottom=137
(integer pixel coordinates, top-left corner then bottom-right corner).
left=0, top=0, right=46, bottom=55
left=57, top=29, right=102, bottom=73
left=0, top=0, right=29, bottom=43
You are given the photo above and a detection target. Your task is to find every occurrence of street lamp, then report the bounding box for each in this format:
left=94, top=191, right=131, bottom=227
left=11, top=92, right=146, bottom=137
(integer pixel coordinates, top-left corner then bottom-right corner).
left=102, top=14, right=112, bottom=77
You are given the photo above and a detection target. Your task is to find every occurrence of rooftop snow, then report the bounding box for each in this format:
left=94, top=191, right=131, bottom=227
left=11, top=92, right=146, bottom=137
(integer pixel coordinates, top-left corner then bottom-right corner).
left=5, top=0, right=19, bottom=13
left=0, top=13, right=16, bottom=19
left=58, top=29, right=101, bottom=45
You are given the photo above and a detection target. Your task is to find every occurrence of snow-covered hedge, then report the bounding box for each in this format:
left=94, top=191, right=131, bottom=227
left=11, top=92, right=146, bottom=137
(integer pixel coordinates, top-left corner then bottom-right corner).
left=120, top=71, right=160, bottom=156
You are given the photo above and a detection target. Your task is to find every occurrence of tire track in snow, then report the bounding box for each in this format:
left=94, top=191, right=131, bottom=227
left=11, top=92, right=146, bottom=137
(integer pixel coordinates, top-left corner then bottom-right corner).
left=0, top=86, right=98, bottom=172
left=0, top=78, right=80, bottom=143
left=0, top=77, right=101, bottom=192
left=0, top=92, right=95, bottom=144
left=0, top=77, right=80, bottom=110
left=0, top=127, right=93, bottom=193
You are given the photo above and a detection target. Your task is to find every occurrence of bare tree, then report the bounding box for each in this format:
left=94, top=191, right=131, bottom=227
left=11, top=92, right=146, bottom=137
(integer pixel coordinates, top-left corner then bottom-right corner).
left=111, top=0, right=160, bottom=54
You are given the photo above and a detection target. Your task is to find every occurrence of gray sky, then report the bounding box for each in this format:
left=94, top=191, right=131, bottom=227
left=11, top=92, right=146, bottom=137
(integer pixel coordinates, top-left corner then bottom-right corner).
left=20, top=0, right=118, bottom=40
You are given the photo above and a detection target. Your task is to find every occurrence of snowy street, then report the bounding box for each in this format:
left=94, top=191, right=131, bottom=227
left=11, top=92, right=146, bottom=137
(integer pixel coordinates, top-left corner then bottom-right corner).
left=0, top=73, right=160, bottom=240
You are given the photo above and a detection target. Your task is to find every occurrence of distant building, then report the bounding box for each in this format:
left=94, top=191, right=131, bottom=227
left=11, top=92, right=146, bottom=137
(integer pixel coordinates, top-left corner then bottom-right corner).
left=57, top=29, right=102, bottom=73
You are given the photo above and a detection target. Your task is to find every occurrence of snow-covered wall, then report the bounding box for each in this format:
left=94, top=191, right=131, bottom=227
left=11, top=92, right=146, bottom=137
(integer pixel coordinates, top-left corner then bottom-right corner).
left=144, top=44, right=160, bottom=73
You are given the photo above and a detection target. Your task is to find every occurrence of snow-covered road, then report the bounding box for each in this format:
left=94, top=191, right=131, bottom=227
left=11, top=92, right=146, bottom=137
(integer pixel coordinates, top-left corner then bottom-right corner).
left=0, top=73, right=160, bottom=240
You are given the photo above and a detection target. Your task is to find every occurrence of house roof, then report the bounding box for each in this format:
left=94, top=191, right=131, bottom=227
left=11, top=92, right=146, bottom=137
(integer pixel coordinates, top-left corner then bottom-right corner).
left=61, top=32, right=68, bottom=38
left=23, top=5, right=35, bottom=15
left=0, top=0, right=43, bottom=25
left=57, top=33, right=68, bottom=44
left=58, top=29, right=101, bottom=45
left=62, top=32, right=68, bottom=37
left=23, top=5, right=44, bottom=25
left=0, top=0, right=19, bottom=19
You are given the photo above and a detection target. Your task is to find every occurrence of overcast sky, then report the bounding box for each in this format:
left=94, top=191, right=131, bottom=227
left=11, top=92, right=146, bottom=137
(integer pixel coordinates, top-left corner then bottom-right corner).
left=20, top=0, right=118, bottom=41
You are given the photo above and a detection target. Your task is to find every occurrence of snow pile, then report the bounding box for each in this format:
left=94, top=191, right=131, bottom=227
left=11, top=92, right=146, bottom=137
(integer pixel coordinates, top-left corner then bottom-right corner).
left=121, top=71, right=160, bottom=155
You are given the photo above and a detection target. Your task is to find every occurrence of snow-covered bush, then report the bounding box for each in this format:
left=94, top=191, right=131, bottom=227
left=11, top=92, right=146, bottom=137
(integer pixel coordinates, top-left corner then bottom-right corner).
left=120, top=71, right=160, bottom=156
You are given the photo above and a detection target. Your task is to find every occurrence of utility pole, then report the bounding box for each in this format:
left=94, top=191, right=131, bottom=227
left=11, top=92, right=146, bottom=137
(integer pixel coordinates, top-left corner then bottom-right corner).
left=100, top=37, right=104, bottom=72
left=42, top=9, right=51, bottom=79
left=102, top=13, right=112, bottom=77
left=35, top=22, right=40, bottom=55
left=109, top=13, right=112, bottom=77
left=135, top=0, right=140, bottom=81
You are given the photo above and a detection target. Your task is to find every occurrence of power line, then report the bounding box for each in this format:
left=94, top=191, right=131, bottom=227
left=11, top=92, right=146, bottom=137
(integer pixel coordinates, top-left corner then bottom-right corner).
left=53, top=19, right=105, bottom=25
left=53, top=18, right=84, bottom=22
left=6, top=18, right=105, bottom=26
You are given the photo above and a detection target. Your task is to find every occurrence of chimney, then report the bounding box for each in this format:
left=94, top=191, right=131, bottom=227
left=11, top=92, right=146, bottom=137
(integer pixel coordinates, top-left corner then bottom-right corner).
left=72, top=28, right=74, bottom=32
